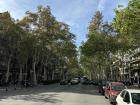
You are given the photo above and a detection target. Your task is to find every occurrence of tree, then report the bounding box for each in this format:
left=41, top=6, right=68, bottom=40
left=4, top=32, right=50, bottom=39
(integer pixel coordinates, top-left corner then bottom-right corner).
left=113, top=0, right=140, bottom=49
left=0, top=5, right=78, bottom=85
left=80, top=11, right=119, bottom=79
left=0, top=12, right=21, bottom=83
left=17, top=6, right=78, bottom=83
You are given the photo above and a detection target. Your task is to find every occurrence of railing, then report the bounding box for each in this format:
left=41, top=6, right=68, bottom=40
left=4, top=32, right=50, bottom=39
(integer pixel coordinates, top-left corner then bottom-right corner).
left=130, top=58, right=140, bottom=64
left=131, top=48, right=140, bottom=57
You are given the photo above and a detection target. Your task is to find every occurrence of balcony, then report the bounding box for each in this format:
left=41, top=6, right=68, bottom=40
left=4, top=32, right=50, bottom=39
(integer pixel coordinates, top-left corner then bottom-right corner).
left=122, top=72, right=129, bottom=75
left=0, top=67, right=7, bottom=72
left=130, top=63, right=140, bottom=71
left=130, top=58, right=140, bottom=64
left=131, top=48, right=140, bottom=57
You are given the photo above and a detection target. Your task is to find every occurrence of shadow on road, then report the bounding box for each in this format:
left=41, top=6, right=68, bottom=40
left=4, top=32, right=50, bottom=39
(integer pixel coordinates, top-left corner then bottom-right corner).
left=59, top=84, right=100, bottom=95
left=0, top=84, right=101, bottom=103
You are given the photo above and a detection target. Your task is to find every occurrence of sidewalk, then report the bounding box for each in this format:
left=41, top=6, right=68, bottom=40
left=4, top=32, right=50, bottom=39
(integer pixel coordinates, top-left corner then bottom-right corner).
left=0, top=83, right=59, bottom=92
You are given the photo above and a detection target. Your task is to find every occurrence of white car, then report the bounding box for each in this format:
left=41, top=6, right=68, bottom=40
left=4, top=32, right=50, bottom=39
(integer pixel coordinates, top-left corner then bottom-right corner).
left=116, top=89, right=140, bottom=105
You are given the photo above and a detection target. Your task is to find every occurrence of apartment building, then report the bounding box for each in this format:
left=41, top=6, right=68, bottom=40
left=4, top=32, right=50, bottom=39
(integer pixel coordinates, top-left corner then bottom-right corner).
left=129, top=48, right=140, bottom=85
left=110, top=48, right=140, bottom=86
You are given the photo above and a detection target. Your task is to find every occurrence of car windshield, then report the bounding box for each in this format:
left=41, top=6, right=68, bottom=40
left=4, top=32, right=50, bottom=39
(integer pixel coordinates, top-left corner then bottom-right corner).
left=131, top=93, right=140, bottom=104
left=111, top=85, right=125, bottom=91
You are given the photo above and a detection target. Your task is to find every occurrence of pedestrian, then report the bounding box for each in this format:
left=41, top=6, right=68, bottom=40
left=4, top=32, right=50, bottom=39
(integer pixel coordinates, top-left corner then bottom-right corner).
left=14, top=80, right=18, bottom=90
left=5, top=82, right=9, bottom=91
left=68, top=79, right=71, bottom=86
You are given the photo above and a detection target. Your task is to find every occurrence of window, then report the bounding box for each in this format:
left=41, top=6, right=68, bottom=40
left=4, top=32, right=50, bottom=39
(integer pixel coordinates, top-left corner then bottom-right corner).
left=111, top=85, right=126, bottom=91
left=120, top=91, right=126, bottom=98
left=131, top=93, right=140, bottom=104
left=124, top=92, right=130, bottom=103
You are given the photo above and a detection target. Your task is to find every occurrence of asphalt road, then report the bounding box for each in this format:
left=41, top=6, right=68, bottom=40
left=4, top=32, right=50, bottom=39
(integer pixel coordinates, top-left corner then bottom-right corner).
left=0, top=84, right=110, bottom=105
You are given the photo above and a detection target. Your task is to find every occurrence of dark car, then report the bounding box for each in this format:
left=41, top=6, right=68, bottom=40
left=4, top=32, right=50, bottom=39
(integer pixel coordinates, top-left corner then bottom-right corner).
left=82, top=79, right=91, bottom=85
left=21, top=80, right=33, bottom=87
left=98, top=80, right=107, bottom=95
left=71, top=78, right=79, bottom=85
left=91, top=80, right=98, bottom=85
left=60, top=80, right=68, bottom=85
left=81, top=77, right=88, bottom=84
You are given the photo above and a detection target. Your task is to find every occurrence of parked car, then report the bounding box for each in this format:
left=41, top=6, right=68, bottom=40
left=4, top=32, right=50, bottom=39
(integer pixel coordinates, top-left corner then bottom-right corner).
left=91, top=80, right=98, bottom=85
left=80, top=78, right=85, bottom=84
left=88, top=80, right=94, bottom=85
left=82, top=79, right=91, bottom=85
left=21, top=80, right=33, bottom=87
left=98, top=80, right=107, bottom=95
left=71, top=78, right=79, bottom=85
left=104, top=82, right=126, bottom=104
left=80, top=77, right=89, bottom=85
left=116, top=89, right=140, bottom=105
left=119, top=81, right=132, bottom=86
left=60, top=80, right=68, bottom=85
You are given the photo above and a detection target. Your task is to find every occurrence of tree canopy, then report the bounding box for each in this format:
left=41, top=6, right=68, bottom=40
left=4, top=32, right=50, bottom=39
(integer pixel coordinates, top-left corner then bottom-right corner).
left=0, top=6, right=78, bottom=85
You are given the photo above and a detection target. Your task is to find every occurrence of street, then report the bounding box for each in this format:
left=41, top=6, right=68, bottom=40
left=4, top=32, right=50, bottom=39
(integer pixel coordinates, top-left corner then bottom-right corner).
left=0, top=84, right=110, bottom=105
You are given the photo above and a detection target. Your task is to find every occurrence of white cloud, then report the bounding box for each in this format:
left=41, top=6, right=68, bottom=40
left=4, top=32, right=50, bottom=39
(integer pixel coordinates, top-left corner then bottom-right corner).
left=0, top=0, right=6, bottom=4
left=49, top=0, right=99, bottom=30
left=0, top=0, right=44, bottom=19
left=120, top=0, right=129, bottom=7
left=97, top=0, right=107, bottom=11
left=0, top=0, right=23, bottom=18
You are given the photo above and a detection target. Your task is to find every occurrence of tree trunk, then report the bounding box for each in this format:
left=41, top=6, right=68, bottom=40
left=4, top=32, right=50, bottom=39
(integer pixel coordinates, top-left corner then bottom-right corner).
left=60, top=69, right=63, bottom=79
left=38, top=63, right=43, bottom=83
left=43, top=66, right=47, bottom=81
left=19, top=65, right=23, bottom=82
left=24, top=62, right=28, bottom=88
left=33, top=62, right=37, bottom=85
left=98, top=63, right=102, bottom=80
left=6, top=57, right=11, bottom=83
left=52, top=70, right=54, bottom=80
left=90, top=71, right=92, bottom=80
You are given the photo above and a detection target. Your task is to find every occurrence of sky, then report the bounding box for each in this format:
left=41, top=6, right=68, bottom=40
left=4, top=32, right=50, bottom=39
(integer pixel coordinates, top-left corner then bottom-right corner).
left=0, top=0, right=128, bottom=47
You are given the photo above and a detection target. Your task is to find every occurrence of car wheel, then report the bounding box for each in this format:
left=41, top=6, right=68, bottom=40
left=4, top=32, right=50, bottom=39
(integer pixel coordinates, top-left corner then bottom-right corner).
left=105, top=94, right=108, bottom=99
left=109, top=97, right=113, bottom=104
left=112, top=102, right=116, bottom=105
left=110, top=102, right=113, bottom=104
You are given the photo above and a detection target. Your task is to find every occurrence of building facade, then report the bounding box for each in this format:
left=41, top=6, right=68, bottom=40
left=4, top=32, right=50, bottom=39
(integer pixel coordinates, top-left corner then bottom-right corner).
left=129, top=48, right=140, bottom=85
left=110, top=48, right=140, bottom=86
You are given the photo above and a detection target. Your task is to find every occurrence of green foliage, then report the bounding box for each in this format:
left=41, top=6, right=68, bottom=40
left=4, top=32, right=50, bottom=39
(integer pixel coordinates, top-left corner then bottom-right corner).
left=0, top=6, right=78, bottom=83
left=80, top=10, right=128, bottom=79
left=80, top=0, right=140, bottom=79
left=113, top=0, right=140, bottom=48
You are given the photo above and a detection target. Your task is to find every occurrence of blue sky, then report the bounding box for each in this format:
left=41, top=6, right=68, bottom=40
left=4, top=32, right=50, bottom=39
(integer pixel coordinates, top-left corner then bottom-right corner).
left=0, top=0, right=128, bottom=47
